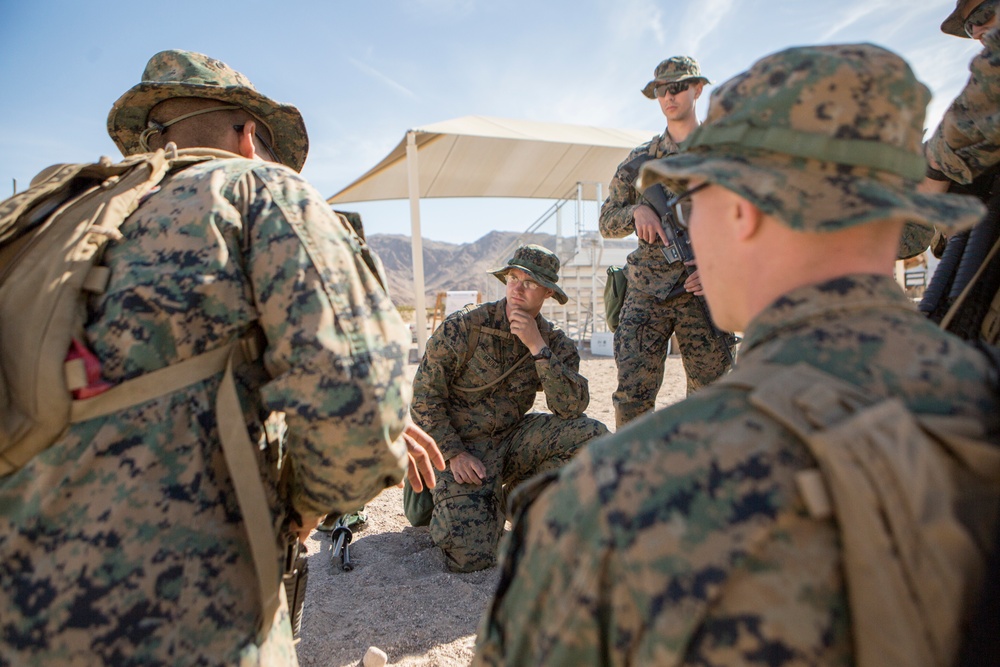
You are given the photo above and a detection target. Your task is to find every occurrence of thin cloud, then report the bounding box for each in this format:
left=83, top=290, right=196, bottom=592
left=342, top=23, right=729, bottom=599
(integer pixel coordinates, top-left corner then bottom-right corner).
left=348, top=57, right=419, bottom=100
left=682, top=0, right=737, bottom=57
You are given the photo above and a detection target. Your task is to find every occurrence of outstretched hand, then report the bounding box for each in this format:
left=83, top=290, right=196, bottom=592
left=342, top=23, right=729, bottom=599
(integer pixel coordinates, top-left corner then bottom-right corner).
left=400, top=422, right=445, bottom=492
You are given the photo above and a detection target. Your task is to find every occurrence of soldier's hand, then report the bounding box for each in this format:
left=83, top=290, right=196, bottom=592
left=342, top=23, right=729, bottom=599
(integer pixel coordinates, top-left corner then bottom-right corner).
left=401, top=422, right=445, bottom=492
left=509, top=307, right=545, bottom=353
left=450, top=451, right=486, bottom=486
left=292, top=514, right=324, bottom=543
left=683, top=261, right=704, bottom=295
left=634, top=204, right=669, bottom=245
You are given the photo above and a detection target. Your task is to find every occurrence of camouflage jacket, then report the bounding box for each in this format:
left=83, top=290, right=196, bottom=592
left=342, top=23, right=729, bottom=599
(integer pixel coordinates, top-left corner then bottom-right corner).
left=599, top=131, right=688, bottom=300
left=926, top=28, right=1000, bottom=185
left=0, top=155, right=411, bottom=666
left=410, top=299, right=589, bottom=461
left=474, top=274, right=999, bottom=666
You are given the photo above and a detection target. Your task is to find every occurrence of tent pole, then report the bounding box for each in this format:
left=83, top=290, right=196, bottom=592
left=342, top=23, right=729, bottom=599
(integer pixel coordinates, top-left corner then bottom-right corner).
left=407, top=131, right=429, bottom=359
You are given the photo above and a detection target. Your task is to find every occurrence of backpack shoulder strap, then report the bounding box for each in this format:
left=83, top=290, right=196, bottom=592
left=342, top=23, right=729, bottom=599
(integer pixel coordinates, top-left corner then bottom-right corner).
left=457, top=304, right=490, bottom=372
left=717, top=362, right=1000, bottom=667
left=444, top=304, right=531, bottom=393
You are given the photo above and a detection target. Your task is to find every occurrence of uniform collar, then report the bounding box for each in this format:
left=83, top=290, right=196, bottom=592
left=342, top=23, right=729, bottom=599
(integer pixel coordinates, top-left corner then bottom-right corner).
left=740, top=274, right=916, bottom=354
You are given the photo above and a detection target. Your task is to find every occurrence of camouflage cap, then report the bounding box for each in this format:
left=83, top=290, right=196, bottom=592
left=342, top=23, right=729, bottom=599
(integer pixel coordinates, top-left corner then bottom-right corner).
left=107, top=50, right=308, bottom=172
left=641, top=56, right=712, bottom=99
left=941, top=0, right=984, bottom=37
left=490, top=244, right=568, bottom=304
left=640, top=44, right=986, bottom=233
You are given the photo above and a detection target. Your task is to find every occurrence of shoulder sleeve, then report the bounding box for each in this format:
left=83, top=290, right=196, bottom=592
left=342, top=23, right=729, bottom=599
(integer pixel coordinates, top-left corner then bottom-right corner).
left=599, top=140, right=655, bottom=239
left=926, top=30, right=1000, bottom=184
left=410, top=309, right=475, bottom=461
left=242, top=164, right=411, bottom=516
left=536, top=325, right=590, bottom=418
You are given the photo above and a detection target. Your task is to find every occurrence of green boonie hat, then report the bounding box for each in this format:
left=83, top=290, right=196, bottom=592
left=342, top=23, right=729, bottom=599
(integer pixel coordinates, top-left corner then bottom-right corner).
left=639, top=43, right=986, bottom=234
left=490, top=244, right=568, bottom=305
left=941, top=0, right=982, bottom=37
left=641, top=56, right=712, bottom=99
left=107, top=50, right=308, bottom=172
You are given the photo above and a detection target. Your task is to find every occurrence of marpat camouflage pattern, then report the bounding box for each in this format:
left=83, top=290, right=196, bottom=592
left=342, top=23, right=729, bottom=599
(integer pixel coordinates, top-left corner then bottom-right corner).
left=0, top=155, right=411, bottom=666
left=474, top=275, right=999, bottom=666
left=411, top=299, right=607, bottom=572
left=926, top=28, right=1000, bottom=185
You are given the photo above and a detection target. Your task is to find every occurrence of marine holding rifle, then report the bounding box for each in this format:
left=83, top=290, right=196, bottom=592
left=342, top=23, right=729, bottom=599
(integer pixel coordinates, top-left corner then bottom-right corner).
left=599, top=56, right=733, bottom=428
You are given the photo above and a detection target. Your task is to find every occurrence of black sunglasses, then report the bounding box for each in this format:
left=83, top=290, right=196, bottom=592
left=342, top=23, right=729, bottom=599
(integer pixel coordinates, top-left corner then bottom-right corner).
left=233, top=125, right=277, bottom=161
left=665, top=182, right=710, bottom=228
left=654, top=80, right=692, bottom=98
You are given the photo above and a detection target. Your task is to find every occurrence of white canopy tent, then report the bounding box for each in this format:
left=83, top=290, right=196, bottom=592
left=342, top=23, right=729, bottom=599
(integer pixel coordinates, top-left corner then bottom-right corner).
left=327, top=115, right=654, bottom=355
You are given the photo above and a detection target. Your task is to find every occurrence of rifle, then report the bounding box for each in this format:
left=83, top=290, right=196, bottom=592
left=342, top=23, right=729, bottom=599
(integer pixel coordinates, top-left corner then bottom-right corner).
left=919, top=166, right=1000, bottom=340
left=620, top=154, right=739, bottom=365
left=331, top=515, right=354, bottom=572
left=282, top=536, right=309, bottom=637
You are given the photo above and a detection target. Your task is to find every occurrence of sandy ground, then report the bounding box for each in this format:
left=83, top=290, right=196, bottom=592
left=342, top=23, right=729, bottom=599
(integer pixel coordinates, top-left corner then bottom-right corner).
left=295, top=349, right=688, bottom=667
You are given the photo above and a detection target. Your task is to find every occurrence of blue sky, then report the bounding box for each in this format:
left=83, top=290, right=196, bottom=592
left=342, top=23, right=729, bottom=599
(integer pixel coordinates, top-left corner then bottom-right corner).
left=0, top=0, right=982, bottom=243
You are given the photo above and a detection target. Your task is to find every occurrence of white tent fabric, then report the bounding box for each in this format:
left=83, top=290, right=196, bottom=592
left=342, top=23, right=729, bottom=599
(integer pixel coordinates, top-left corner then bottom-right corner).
left=327, top=115, right=655, bottom=203
left=325, top=115, right=655, bottom=355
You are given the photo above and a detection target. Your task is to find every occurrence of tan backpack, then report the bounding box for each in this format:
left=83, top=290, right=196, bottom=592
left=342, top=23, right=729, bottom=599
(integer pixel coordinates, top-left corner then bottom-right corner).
left=719, top=362, right=1000, bottom=667
left=0, top=147, right=283, bottom=641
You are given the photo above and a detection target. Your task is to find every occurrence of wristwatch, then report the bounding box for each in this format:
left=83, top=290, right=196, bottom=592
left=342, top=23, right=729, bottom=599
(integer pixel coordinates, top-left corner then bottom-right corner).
left=532, top=346, right=552, bottom=361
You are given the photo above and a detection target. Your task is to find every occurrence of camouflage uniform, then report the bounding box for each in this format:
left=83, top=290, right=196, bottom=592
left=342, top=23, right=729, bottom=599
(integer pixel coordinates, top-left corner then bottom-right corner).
left=600, top=57, right=731, bottom=428
left=0, top=52, right=410, bottom=667
left=411, top=298, right=608, bottom=573
left=926, top=28, right=1000, bottom=184
left=475, top=44, right=997, bottom=666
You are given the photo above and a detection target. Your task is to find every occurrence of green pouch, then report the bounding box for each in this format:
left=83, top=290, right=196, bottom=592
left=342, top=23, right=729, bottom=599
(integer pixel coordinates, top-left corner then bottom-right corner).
left=403, top=477, right=435, bottom=527
left=604, top=266, right=628, bottom=332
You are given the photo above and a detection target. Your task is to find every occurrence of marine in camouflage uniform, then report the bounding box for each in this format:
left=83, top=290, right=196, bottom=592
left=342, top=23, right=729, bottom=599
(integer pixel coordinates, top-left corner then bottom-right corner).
left=919, top=2, right=1000, bottom=335
left=0, top=51, right=418, bottom=666
left=475, top=44, right=998, bottom=665
left=410, top=245, right=608, bottom=573
left=927, top=0, right=1000, bottom=185
left=600, top=56, right=731, bottom=428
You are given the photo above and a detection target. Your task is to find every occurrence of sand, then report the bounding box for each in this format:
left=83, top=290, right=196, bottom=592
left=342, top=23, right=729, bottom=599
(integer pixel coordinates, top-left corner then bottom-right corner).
left=295, top=350, right=688, bottom=667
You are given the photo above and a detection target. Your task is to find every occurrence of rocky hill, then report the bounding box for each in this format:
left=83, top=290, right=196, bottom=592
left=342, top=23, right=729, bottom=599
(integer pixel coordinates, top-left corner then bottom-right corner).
left=368, top=231, right=556, bottom=307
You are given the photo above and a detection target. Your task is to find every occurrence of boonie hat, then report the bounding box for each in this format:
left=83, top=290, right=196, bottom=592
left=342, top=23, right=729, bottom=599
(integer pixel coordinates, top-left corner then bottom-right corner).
left=942, top=0, right=985, bottom=37
left=490, top=244, right=568, bottom=304
left=640, top=43, right=985, bottom=234
left=641, top=56, right=712, bottom=99
left=107, top=50, right=308, bottom=172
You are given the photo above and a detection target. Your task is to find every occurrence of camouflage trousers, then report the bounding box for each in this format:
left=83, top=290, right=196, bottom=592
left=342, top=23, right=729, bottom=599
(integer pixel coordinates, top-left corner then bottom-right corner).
left=430, top=412, right=608, bottom=572
left=613, top=287, right=731, bottom=428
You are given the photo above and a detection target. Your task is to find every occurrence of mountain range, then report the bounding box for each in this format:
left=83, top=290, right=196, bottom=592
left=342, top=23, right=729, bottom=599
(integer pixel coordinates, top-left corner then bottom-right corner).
left=368, top=231, right=557, bottom=307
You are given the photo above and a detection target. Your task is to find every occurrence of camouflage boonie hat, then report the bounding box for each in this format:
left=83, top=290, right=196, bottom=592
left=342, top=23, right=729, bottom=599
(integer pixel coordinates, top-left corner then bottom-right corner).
left=641, top=56, right=712, bottom=99
left=107, top=50, right=308, bottom=172
left=942, top=0, right=983, bottom=37
left=640, top=44, right=985, bottom=234
left=490, top=244, right=568, bottom=304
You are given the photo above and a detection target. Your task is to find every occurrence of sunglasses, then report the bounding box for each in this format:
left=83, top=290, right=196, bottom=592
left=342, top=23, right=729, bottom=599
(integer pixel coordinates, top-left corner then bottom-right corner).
left=665, top=182, right=710, bottom=229
left=965, top=0, right=1000, bottom=37
left=654, top=80, right=692, bottom=98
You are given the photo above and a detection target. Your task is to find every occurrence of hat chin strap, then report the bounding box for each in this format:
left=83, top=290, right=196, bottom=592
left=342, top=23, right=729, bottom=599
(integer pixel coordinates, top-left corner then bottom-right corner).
left=138, top=104, right=242, bottom=151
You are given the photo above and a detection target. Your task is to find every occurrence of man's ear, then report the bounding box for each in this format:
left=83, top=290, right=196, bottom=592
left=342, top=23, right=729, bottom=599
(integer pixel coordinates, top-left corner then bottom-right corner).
left=237, top=121, right=258, bottom=160
left=733, top=197, right=763, bottom=241
left=692, top=81, right=705, bottom=101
